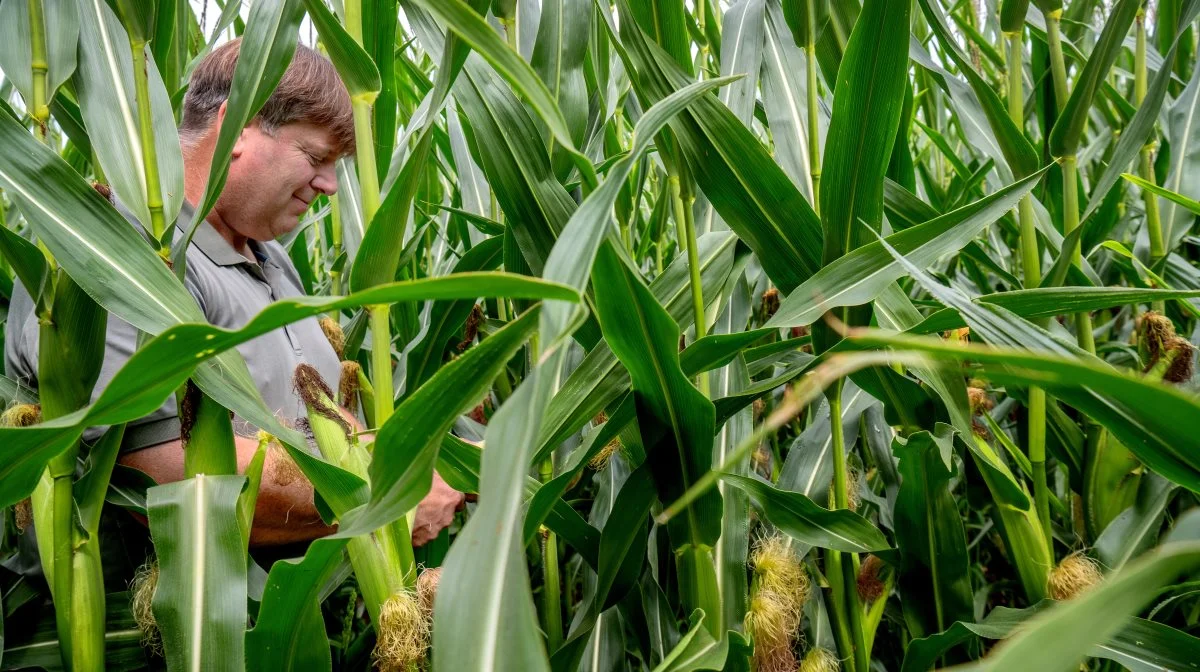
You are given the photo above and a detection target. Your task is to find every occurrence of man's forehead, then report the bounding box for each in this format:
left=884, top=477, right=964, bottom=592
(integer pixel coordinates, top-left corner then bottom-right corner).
left=285, top=122, right=338, bottom=150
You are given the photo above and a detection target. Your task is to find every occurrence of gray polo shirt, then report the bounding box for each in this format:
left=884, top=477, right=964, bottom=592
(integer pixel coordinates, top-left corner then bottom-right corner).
left=4, top=199, right=342, bottom=450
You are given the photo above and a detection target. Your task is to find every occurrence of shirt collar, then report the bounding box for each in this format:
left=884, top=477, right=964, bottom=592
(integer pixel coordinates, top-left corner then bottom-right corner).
left=182, top=200, right=270, bottom=270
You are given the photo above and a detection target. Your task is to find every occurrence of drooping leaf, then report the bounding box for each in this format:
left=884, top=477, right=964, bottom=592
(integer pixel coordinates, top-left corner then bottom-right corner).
left=722, top=475, right=891, bottom=554
left=767, top=168, right=1046, bottom=329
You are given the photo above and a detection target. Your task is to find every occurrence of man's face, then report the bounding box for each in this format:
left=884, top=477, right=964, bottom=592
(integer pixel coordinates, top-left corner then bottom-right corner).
left=218, top=121, right=340, bottom=241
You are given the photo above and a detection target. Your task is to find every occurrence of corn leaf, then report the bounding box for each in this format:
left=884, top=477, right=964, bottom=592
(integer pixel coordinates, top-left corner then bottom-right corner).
left=1048, top=0, right=1141, bottom=156
left=0, top=0, right=78, bottom=112
left=892, top=426, right=974, bottom=637
left=911, top=286, right=1200, bottom=334
left=301, top=0, right=381, bottom=98
left=535, top=232, right=742, bottom=465
left=592, top=244, right=722, bottom=551
left=1082, top=0, right=1200, bottom=221
left=433, top=349, right=568, bottom=672
left=611, top=0, right=823, bottom=293
left=147, top=475, right=248, bottom=672
left=820, top=0, right=910, bottom=269
left=722, top=474, right=890, bottom=553
left=352, top=306, right=541, bottom=535
left=540, top=75, right=736, bottom=347
left=767, top=168, right=1045, bottom=329
left=411, top=0, right=577, bottom=153
left=961, top=514, right=1200, bottom=672
left=75, top=0, right=184, bottom=234
left=849, top=329, right=1200, bottom=494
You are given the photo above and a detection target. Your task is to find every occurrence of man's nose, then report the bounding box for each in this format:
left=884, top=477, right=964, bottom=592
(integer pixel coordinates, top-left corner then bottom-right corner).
left=312, top=163, right=339, bottom=196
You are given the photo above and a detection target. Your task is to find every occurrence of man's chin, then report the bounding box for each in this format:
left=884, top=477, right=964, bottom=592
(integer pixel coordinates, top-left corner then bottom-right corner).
left=268, top=218, right=301, bottom=241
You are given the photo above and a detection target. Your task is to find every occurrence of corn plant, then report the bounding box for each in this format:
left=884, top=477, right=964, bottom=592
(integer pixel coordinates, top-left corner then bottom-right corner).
left=1, top=0, right=1200, bottom=670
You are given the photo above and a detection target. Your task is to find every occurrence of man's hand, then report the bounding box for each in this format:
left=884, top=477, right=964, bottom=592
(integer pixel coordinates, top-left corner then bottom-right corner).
left=412, top=471, right=466, bottom=546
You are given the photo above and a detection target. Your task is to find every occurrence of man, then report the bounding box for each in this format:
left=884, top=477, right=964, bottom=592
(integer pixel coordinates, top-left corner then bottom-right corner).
left=4, top=39, right=463, bottom=547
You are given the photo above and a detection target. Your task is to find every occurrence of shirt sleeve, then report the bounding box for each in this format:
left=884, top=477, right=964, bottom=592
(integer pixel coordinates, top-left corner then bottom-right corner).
left=4, top=279, right=39, bottom=393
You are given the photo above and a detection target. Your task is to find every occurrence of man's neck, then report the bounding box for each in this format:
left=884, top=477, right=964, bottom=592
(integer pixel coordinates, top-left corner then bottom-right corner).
left=182, top=141, right=254, bottom=261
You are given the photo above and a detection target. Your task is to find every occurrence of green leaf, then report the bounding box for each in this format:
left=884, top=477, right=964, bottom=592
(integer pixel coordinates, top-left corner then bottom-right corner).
left=452, top=56, right=574, bottom=278
left=820, top=0, right=911, bottom=266
left=767, top=168, right=1046, bottom=328
left=609, top=0, right=823, bottom=293
left=246, top=539, right=340, bottom=671
left=595, top=462, right=654, bottom=611
left=410, top=0, right=578, bottom=154
left=148, top=475, right=249, bottom=672
left=1082, top=0, right=1200, bottom=221
left=1122, top=172, right=1200, bottom=216
left=0, top=590, right=149, bottom=671
left=761, top=0, right=816, bottom=199
left=252, top=319, right=556, bottom=672
left=1158, top=40, right=1200, bottom=247
left=1095, top=473, right=1177, bottom=571
left=649, top=610, right=749, bottom=672
left=0, top=224, right=48, bottom=306
left=433, top=349, right=567, bottom=672
left=902, top=602, right=1200, bottom=671
left=592, top=244, right=722, bottom=551
left=957, top=517, right=1200, bottom=671
left=75, top=0, right=184, bottom=231
left=911, top=286, right=1200, bottom=334
left=711, top=290, right=753, bottom=632
left=893, top=426, right=974, bottom=636
left=535, top=232, right=741, bottom=465
left=848, top=330, right=1200, bottom=495
left=0, top=0, right=78, bottom=113
left=714, top=0, right=765, bottom=125
left=776, top=381, right=877, bottom=505
left=721, top=474, right=891, bottom=553
left=1048, top=0, right=1141, bottom=156
left=0, top=373, right=38, bottom=406
left=111, top=0, right=157, bottom=43
left=301, top=0, right=381, bottom=98
left=916, top=0, right=1039, bottom=179
left=348, top=27, right=456, bottom=292
left=522, top=398, right=633, bottom=545
left=349, top=306, right=541, bottom=535
left=531, top=0, right=591, bottom=178
left=1000, top=0, right=1032, bottom=33
left=403, top=237, right=502, bottom=394
left=625, top=0, right=692, bottom=77
left=0, top=273, right=577, bottom=508
left=540, top=75, right=737, bottom=347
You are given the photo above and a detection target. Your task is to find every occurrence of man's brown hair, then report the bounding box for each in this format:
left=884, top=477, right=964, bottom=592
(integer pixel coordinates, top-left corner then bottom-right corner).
left=180, top=39, right=354, bottom=155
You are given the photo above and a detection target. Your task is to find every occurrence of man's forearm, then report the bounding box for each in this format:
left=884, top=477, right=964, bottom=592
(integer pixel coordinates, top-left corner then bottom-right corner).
left=118, top=434, right=333, bottom=547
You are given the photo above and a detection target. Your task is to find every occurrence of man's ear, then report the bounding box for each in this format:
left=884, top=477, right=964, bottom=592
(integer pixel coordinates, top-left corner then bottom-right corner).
left=224, top=102, right=251, bottom=159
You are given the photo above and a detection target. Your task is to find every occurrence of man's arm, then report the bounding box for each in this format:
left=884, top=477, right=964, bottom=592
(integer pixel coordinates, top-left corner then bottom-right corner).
left=119, top=418, right=468, bottom=547
left=118, top=435, right=334, bottom=546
